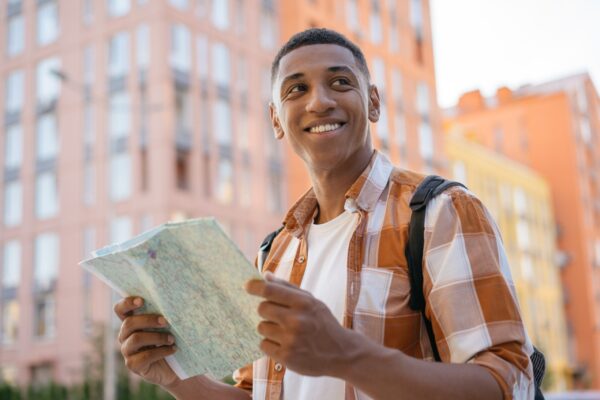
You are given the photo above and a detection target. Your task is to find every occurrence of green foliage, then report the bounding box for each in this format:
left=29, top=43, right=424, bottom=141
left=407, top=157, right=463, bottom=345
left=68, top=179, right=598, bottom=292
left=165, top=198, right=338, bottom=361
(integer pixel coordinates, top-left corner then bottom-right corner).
left=0, top=382, right=22, bottom=400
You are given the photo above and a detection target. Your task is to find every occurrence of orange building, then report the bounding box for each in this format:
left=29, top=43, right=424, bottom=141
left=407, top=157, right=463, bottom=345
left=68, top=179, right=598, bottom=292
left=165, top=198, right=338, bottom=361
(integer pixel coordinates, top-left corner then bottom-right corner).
left=278, top=0, right=447, bottom=201
left=444, top=73, right=600, bottom=388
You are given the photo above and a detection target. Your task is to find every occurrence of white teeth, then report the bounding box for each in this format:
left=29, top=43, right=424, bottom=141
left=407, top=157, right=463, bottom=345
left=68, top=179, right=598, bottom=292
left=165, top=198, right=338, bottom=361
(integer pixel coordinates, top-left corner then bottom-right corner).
left=309, top=123, right=342, bottom=133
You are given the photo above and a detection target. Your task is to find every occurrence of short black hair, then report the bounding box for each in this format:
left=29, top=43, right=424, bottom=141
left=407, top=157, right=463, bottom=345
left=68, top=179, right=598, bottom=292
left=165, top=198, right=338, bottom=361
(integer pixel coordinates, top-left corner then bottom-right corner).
left=271, top=28, right=371, bottom=87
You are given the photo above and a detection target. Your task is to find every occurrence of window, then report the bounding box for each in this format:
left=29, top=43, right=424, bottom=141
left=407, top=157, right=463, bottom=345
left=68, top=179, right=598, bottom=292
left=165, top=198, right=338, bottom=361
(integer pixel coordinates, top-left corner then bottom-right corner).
left=418, top=122, right=434, bottom=162
left=7, top=13, right=24, bottom=57
left=2, top=241, right=21, bottom=289
left=5, top=70, right=24, bottom=115
left=514, top=188, right=527, bottom=216
left=389, top=23, right=399, bottom=54
left=83, top=163, right=95, bottom=206
left=196, top=35, right=209, bottom=80
left=136, top=25, right=150, bottom=71
left=346, top=0, right=359, bottom=32
left=34, top=233, right=59, bottom=291
left=83, top=46, right=94, bottom=87
left=109, top=91, right=131, bottom=138
left=216, top=158, right=233, bottom=204
left=175, top=88, right=192, bottom=135
left=35, top=171, right=59, bottom=219
left=108, top=32, right=130, bottom=78
left=211, top=0, right=229, bottom=30
left=395, top=114, right=407, bottom=160
left=83, top=0, right=93, bottom=25
left=37, top=0, right=59, bottom=46
left=110, top=216, right=132, bottom=242
left=580, top=117, right=592, bottom=144
left=259, top=1, right=277, bottom=49
left=109, top=153, right=132, bottom=201
left=214, top=98, right=232, bottom=146
left=34, top=294, right=55, bottom=338
left=82, top=227, right=95, bottom=334
left=3, top=181, right=22, bottom=227
left=410, top=0, right=424, bottom=40
left=169, top=0, right=189, bottom=9
left=84, top=104, right=94, bottom=147
left=516, top=220, right=530, bottom=250
left=36, top=113, right=59, bottom=161
left=369, top=0, right=383, bottom=44
left=170, top=24, right=191, bottom=72
left=452, top=161, right=467, bottom=184
left=391, top=68, right=403, bottom=107
left=1, top=300, right=19, bottom=345
left=212, top=42, right=230, bottom=88
left=234, top=0, right=245, bottom=35
left=107, top=0, right=130, bottom=17
left=5, top=125, right=23, bottom=169
left=36, top=57, right=61, bottom=106
left=416, top=82, right=430, bottom=117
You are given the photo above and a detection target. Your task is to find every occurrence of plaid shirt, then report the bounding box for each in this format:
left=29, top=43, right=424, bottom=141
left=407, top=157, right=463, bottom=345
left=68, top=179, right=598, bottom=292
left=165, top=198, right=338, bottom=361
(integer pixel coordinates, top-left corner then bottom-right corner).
left=234, top=151, right=534, bottom=400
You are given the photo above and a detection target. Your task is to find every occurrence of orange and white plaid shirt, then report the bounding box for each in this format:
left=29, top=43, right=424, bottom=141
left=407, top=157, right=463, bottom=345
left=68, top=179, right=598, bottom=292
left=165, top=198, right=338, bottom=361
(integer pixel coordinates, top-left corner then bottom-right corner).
left=234, top=150, right=534, bottom=400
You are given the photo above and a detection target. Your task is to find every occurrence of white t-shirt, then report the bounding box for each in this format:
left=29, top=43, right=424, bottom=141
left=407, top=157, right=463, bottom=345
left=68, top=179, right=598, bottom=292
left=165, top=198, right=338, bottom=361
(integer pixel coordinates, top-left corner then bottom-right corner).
left=279, top=210, right=359, bottom=400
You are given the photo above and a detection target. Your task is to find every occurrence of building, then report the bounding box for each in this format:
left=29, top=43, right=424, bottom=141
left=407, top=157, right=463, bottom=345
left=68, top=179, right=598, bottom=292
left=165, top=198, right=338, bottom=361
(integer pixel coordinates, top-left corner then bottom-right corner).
left=445, top=131, right=571, bottom=391
left=0, top=0, right=446, bottom=389
left=444, top=73, right=600, bottom=388
left=278, top=0, right=447, bottom=200
left=0, top=0, right=285, bottom=386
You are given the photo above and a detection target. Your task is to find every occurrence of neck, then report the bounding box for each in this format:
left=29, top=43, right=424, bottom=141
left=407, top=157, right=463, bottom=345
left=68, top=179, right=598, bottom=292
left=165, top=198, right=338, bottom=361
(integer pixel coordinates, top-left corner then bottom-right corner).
left=309, top=146, right=373, bottom=224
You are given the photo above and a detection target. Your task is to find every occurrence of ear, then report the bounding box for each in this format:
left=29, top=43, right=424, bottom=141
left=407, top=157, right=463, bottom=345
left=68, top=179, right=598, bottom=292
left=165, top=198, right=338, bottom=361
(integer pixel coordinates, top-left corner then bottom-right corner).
left=367, top=85, right=381, bottom=123
left=269, top=102, right=285, bottom=140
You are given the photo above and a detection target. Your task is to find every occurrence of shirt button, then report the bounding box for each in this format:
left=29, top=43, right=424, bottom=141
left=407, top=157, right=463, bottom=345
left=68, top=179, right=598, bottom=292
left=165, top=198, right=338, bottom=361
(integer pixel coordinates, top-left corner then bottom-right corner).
left=274, top=363, right=283, bottom=372
left=297, top=256, right=305, bottom=263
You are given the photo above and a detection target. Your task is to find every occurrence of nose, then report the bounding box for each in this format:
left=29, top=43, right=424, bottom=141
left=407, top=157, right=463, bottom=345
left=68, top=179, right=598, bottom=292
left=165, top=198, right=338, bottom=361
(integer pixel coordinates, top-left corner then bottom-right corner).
left=305, top=85, right=336, bottom=114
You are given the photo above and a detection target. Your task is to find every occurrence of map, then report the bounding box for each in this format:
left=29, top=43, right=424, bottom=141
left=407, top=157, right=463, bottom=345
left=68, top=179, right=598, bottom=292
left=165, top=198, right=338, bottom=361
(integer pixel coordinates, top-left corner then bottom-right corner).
left=80, top=218, right=264, bottom=380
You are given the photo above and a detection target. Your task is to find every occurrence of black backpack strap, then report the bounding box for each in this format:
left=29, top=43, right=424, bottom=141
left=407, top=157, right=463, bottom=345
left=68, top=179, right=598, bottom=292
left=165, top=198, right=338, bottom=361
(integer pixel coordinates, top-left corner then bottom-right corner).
left=258, top=226, right=284, bottom=272
left=405, top=176, right=466, bottom=361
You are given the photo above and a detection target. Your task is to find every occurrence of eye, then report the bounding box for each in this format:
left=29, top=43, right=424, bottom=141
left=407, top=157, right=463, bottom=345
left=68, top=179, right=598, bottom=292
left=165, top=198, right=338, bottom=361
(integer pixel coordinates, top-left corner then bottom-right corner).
left=332, top=77, right=351, bottom=86
left=289, top=84, right=307, bottom=93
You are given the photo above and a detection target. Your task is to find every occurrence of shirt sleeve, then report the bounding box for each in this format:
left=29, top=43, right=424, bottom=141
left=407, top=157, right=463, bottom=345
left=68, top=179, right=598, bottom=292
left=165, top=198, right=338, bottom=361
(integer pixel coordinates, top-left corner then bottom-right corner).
left=422, top=187, right=535, bottom=400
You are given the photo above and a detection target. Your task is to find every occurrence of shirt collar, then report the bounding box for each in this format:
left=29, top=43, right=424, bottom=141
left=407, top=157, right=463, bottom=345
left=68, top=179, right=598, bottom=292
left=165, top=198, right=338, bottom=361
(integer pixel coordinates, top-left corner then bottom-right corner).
left=282, top=150, right=394, bottom=238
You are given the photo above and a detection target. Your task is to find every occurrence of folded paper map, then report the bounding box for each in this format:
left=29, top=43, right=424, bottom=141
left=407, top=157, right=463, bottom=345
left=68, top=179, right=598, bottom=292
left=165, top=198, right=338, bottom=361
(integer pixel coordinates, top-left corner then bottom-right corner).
left=80, top=218, right=263, bottom=380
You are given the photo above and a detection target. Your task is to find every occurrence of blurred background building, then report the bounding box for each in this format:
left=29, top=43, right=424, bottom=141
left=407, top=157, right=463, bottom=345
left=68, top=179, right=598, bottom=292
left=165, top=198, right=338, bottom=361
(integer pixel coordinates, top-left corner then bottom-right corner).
left=444, top=73, right=600, bottom=388
left=0, top=0, right=593, bottom=396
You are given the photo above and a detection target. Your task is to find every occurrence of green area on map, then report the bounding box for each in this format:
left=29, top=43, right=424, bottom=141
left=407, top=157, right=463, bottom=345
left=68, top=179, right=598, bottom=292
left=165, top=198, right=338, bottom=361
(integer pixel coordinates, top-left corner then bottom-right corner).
left=80, top=218, right=263, bottom=379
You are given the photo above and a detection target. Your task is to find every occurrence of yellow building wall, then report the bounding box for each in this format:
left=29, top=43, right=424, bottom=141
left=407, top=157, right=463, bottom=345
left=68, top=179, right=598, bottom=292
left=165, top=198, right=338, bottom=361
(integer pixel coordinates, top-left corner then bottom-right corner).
left=445, top=132, right=571, bottom=392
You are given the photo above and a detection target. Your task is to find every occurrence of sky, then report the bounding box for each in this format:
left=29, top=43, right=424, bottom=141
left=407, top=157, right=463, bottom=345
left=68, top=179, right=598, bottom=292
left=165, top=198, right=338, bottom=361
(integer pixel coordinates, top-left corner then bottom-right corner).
left=430, top=0, right=600, bottom=108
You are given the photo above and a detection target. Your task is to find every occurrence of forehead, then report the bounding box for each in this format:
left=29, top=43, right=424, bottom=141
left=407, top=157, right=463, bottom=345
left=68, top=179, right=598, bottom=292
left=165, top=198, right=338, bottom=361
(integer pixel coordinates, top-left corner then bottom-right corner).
left=277, top=44, right=361, bottom=81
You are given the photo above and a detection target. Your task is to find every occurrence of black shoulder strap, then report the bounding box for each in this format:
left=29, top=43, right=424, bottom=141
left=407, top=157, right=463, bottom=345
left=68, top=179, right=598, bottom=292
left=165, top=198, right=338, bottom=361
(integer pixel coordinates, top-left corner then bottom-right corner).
left=258, top=226, right=284, bottom=272
left=405, top=175, right=466, bottom=361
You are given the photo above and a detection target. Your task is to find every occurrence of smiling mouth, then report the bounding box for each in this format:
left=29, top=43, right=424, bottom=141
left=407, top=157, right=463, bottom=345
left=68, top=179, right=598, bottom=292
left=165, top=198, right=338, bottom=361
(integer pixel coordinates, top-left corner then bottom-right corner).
left=305, top=122, right=346, bottom=134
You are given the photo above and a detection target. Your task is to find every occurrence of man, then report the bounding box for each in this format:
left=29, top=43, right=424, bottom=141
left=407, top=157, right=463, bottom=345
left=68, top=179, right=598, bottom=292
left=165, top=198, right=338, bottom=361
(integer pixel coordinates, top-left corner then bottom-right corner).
left=114, top=28, right=534, bottom=399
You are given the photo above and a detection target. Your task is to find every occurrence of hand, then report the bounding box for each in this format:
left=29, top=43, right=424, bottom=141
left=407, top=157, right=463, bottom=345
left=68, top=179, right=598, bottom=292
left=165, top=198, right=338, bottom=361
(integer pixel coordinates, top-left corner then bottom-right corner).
left=114, top=297, right=178, bottom=388
left=245, top=272, right=357, bottom=377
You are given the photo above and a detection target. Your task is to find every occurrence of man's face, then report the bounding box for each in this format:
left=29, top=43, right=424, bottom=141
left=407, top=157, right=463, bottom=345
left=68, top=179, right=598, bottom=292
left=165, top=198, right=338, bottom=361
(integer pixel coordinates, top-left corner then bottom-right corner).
left=270, top=44, right=380, bottom=171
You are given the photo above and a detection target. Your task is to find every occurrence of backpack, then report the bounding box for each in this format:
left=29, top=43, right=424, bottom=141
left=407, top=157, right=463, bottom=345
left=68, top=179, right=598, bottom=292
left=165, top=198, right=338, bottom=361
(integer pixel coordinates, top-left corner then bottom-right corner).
left=258, top=175, right=546, bottom=399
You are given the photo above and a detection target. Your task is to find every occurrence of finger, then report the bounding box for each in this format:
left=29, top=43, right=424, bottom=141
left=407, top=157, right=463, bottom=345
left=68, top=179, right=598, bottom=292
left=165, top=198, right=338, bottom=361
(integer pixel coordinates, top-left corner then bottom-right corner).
left=257, top=301, right=289, bottom=324
left=246, top=279, right=307, bottom=307
left=259, top=338, right=281, bottom=359
left=118, top=314, right=168, bottom=343
left=257, top=321, right=283, bottom=343
left=114, top=297, right=144, bottom=321
left=125, top=345, right=177, bottom=374
left=122, top=332, right=175, bottom=356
